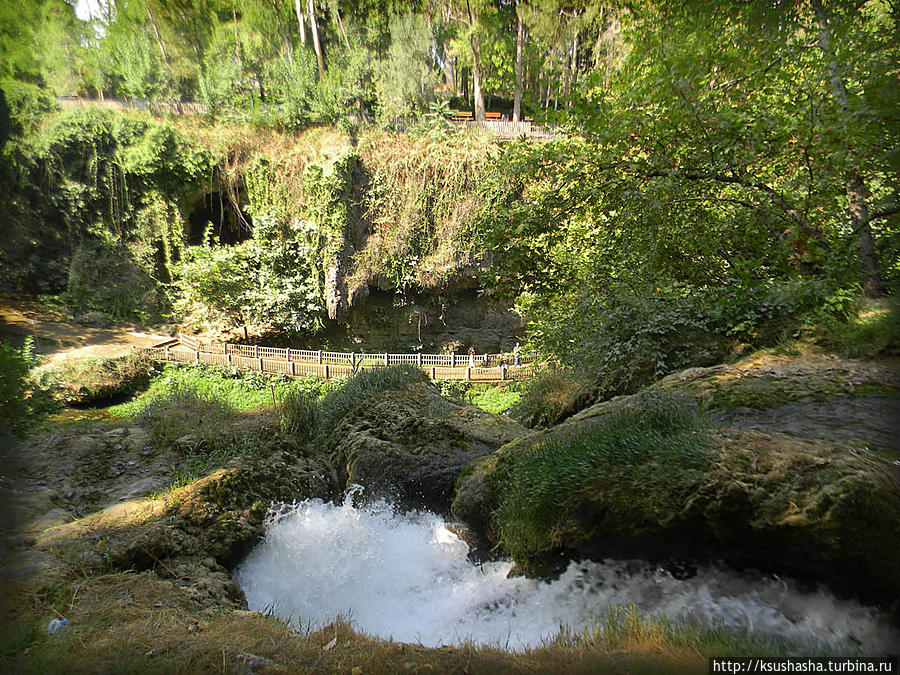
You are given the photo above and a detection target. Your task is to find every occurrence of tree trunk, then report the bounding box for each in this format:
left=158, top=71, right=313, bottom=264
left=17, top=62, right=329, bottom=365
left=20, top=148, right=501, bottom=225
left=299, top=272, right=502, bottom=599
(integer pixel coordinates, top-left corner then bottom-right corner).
left=470, top=34, right=486, bottom=121
left=308, top=0, right=325, bottom=78
left=847, top=176, right=885, bottom=296
left=295, top=0, right=306, bottom=48
left=143, top=0, right=171, bottom=71
left=811, top=0, right=884, bottom=295
left=513, top=7, right=524, bottom=122
left=333, top=0, right=351, bottom=50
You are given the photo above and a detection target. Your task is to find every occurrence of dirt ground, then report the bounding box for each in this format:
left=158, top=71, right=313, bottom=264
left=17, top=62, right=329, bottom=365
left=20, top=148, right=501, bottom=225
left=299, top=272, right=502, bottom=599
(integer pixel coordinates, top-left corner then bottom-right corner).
left=0, top=295, right=173, bottom=362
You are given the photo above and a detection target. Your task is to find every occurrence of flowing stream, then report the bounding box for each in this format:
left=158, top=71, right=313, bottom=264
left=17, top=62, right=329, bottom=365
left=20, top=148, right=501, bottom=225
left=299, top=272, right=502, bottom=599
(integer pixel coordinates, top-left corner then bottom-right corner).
left=234, top=494, right=897, bottom=653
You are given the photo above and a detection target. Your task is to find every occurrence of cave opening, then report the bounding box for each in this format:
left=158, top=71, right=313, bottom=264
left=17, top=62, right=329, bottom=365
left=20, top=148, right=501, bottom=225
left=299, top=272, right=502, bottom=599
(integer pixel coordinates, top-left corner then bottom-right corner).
left=187, top=192, right=253, bottom=245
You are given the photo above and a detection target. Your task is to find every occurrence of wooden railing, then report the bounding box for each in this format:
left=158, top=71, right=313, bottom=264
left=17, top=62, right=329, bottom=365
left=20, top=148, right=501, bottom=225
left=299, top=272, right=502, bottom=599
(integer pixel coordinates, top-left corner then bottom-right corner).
left=143, top=334, right=533, bottom=382
left=56, top=96, right=208, bottom=116
left=453, top=119, right=555, bottom=140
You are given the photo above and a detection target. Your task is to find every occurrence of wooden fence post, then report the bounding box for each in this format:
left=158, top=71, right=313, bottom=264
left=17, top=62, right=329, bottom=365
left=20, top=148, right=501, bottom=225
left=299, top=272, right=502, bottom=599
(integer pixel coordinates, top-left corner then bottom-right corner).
left=324, top=364, right=330, bottom=380
left=416, top=353, right=421, bottom=367
left=227, top=354, right=232, bottom=366
left=351, top=352, right=356, bottom=368
left=384, top=353, right=389, bottom=366
left=290, top=361, right=296, bottom=376
left=318, top=350, right=323, bottom=364
left=451, top=353, right=456, bottom=368
left=195, top=350, right=200, bottom=363
left=258, top=357, right=264, bottom=371
left=253, top=345, right=259, bottom=358
left=465, top=366, right=471, bottom=381
left=430, top=367, right=435, bottom=379
left=165, top=345, right=170, bottom=361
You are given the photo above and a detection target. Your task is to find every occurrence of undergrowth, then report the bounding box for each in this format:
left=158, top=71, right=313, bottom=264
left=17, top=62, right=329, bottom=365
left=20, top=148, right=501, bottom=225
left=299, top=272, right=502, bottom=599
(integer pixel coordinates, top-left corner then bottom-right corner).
left=436, top=380, right=523, bottom=414
left=34, top=352, right=158, bottom=407
left=315, top=364, right=425, bottom=443
left=492, top=392, right=711, bottom=560
left=108, top=364, right=321, bottom=418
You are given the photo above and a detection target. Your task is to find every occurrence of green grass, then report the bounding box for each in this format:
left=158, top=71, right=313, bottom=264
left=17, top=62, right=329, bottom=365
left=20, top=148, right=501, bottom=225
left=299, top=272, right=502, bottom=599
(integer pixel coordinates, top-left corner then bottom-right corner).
left=492, top=392, right=711, bottom=561
left=812, top=299, right=900, bottom=359
left=315, top=364, right=425, bottom=443
left=108, top=364, right=324, bottom=418
left=435, top=381, right=522, bottom=414
left=552, top=605, right=844, bottom=657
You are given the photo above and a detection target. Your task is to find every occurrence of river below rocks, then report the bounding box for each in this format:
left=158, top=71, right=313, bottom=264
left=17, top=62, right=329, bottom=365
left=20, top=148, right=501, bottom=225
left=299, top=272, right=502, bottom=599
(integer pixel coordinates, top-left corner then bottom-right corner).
left=234, top=493, right=899, bottom=654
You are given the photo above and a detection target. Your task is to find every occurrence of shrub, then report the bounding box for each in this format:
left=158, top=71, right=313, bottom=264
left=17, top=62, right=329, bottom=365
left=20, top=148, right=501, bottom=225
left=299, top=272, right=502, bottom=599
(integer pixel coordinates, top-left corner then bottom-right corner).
left=38, top=352, right=157, bottom=406
left=811, top=298, right=900, bottom=359
left=316, top=364, right=425, bottom=442
left=510, top=369, right=583, bottom=428
left=0, top=338, right=56, bottom=436
left=492, top=392, right=711, bottom=560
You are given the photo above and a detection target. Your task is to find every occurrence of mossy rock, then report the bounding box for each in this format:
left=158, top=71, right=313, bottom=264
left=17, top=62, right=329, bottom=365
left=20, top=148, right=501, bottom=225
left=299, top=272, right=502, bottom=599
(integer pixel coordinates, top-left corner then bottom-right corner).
left=452, top=353, right=900, bottom=612
left=327, top=381, right=526, bottom=514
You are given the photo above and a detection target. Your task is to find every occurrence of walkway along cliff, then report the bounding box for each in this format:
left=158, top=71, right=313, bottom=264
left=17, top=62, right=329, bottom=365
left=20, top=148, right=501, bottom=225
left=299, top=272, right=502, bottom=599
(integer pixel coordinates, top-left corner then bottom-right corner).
left=145, top=334, right=533, bottom=382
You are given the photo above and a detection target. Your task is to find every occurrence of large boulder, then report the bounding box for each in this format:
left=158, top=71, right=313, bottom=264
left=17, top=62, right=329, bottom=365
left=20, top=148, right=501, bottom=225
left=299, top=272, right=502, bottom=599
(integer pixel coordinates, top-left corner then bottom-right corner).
left=452, top=353, right=900, bottom=612
left=326, top=381, right=526, bottom=513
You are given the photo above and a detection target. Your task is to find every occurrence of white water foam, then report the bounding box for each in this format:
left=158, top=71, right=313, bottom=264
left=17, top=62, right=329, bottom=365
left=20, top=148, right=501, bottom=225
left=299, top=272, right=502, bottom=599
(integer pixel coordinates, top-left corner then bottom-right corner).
left=233, top=495, right=898, bottom=652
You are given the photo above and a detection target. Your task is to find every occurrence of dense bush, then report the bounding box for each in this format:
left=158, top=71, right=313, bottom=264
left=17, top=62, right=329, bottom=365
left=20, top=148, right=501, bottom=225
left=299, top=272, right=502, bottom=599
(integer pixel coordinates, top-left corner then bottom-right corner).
left=0, top=338, right=56, bottom=437
left=519, top=278, right=845, bottom=400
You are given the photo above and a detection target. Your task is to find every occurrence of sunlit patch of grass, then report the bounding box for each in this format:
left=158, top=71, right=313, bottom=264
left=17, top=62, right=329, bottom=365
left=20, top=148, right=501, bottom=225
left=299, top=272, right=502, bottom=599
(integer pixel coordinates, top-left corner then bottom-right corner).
left=4, top=571, right=844, bottom=675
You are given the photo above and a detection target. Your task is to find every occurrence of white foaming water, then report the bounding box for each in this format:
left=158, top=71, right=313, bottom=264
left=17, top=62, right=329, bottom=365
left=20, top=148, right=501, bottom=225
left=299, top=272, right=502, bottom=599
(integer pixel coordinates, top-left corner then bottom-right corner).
left=233, top=496, right=898, bottom=652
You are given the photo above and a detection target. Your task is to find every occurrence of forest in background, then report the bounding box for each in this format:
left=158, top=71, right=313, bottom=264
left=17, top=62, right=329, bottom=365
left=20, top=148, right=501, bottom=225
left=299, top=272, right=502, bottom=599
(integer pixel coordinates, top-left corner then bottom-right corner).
left=1, top=0, right=898, bottom=399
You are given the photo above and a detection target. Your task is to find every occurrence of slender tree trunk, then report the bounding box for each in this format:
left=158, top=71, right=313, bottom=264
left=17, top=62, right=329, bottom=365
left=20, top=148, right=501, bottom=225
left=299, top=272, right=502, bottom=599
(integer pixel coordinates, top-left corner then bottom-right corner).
left=513, top=7, right=524, bottom=122
left=295, top=0, right=307, bottom=47
left=143, top=0, right=170, bottom=70
left=308, top=0, right=325, bottom=78
left=333, top=1, right=350, bottom=50
left=811, top=0, right=884, bottom=295
left=470, top=34, right=486, bottom=121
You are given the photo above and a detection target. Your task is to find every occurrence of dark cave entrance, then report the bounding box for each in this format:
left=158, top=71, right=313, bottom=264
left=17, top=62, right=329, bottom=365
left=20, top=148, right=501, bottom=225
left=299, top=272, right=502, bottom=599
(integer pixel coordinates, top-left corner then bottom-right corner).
left=187, top=192, right=253, bottom=245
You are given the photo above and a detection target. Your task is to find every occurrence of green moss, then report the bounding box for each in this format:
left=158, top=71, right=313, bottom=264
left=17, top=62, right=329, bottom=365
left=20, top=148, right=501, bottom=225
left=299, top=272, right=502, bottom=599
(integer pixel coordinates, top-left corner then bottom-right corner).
left=490, top=393, right=711, bottom=561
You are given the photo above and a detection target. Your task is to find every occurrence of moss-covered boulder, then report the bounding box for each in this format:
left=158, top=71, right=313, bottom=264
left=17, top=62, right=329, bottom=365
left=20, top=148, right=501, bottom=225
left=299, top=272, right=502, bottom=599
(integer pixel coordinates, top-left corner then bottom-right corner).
left=326, top=381, right=526, bottom=513
left=452, top=353, right=900, bottom=611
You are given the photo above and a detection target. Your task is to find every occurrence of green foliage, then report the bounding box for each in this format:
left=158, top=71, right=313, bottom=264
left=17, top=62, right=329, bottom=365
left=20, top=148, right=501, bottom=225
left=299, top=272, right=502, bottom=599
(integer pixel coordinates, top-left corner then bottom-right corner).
left=109, top=363, right=300, bottom=418
left=316, top=364, right=425, bottom=442
left=465, top=383, right=521, bottom=414
left=374, top=14, right=439, bottom=126
left=0, top=79, right=58, bottom=136
left=812, top=298, right=900, bottom=360
left=279, top=387, right=318, bottom=442
left=509, top=369, right=583, bottom=429
left=2, top=107, right=212, bottom=318
left=35, top=352, right=157, bottom=407
left=353, top=132, right=498, bottom=292
left=0, top=338, right=56, bottom=436
left=518, top=276, right=845, bottom=398
left=435, top=380, right=522, bottom=414
left=492, top=393, right=711, bottom=560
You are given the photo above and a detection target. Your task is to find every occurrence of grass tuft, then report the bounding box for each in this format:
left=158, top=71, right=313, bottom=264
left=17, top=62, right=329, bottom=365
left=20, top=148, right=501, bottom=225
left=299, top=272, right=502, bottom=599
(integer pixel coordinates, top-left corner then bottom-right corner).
left=493, top=392, right=711, bottom=560
left=315, top=364, right=425, bottom=443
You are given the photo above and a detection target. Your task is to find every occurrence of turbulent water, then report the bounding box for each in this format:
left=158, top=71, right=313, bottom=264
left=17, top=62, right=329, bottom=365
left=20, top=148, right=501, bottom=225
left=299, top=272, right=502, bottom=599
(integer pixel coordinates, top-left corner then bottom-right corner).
left=234, top=494, right=898, bottom=653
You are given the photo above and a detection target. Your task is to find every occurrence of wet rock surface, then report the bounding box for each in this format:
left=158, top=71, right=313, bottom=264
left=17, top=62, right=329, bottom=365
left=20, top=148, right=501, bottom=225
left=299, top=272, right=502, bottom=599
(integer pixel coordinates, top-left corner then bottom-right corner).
left=453, top=353, right=900, bottom=613
left=327, top=381, right=526, bottom=513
